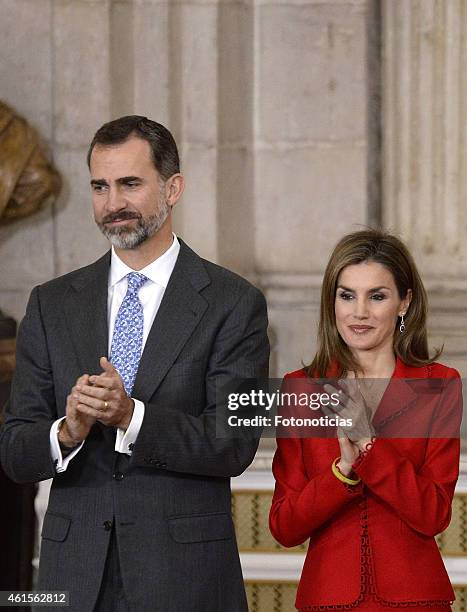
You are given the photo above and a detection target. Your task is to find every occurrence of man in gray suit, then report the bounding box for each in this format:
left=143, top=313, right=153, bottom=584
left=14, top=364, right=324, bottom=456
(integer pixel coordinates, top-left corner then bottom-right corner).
left=0, top=116, right=269, bottom=611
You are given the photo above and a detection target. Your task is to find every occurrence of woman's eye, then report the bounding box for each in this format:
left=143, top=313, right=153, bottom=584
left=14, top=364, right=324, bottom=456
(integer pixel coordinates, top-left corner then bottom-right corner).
left=338, top=291, right=353, bottom=300
left=370, top=293, right=385, bottom=301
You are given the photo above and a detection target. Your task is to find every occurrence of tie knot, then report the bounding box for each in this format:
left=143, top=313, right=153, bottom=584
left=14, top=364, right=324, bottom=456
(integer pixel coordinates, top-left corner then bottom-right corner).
left=126, top=272, right=148, bottom=293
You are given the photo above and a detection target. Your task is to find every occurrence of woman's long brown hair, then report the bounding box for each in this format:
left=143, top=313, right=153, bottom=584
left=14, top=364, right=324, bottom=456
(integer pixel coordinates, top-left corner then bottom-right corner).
left=305, top=229, right=441, bottom=378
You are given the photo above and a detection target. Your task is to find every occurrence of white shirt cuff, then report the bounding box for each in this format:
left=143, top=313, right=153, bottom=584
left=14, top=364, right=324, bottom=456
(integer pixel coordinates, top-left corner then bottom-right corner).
left=115, top=399, right=145, bottom=455
left=50, top=417, right=85, bottom=473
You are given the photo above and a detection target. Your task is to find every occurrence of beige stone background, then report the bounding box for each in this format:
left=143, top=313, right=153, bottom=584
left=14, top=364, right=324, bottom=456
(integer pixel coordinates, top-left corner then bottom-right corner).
left=0, top=0, right=466, bottom=378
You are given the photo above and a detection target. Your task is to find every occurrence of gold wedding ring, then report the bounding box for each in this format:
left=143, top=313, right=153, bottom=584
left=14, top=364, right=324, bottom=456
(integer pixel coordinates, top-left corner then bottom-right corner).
left=103, top=401, right=108, bottom=410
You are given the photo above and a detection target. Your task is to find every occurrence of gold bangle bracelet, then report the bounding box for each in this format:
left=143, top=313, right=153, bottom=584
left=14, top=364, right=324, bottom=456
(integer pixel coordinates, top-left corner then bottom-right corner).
left=331, top=458, right=361, bottom=486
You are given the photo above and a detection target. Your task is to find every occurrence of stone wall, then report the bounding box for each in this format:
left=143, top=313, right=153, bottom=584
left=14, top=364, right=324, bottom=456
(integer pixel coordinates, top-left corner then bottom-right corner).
left=0, top=0, right=369, bottom=379
left=1, top=0, right=466, bottom=379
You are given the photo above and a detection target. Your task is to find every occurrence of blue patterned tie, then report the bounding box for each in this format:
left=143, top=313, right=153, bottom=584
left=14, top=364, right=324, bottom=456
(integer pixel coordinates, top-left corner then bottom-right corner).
left=110, top=272, right=148, bottom=395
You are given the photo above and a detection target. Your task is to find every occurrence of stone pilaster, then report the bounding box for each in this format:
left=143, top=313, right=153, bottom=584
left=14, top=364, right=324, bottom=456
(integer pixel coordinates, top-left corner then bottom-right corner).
left=254, top=0, right=369, bottom=376
left=382, top=0, right=467, bottom=374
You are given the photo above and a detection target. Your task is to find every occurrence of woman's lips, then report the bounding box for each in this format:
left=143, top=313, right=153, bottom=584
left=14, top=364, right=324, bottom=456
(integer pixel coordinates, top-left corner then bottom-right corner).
left=348, top=325, right=374, bottom=334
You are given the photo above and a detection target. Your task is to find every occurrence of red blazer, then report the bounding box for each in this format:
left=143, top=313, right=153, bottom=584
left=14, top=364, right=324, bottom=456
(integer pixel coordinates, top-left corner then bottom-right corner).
left=269, top=359, right=462, bottom=608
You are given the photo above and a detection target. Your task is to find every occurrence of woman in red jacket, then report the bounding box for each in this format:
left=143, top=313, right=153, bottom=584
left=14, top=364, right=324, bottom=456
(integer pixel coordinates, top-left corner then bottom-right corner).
left=269, top=229, right=462, bottom=611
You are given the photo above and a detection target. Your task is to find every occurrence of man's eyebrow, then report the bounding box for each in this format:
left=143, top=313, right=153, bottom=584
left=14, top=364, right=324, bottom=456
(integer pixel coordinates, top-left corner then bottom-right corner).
left=117, top=176, right=142, bottom=184
left=90, top=178, right=108, bottom=187
left=90, top=176, right=143, bottom=187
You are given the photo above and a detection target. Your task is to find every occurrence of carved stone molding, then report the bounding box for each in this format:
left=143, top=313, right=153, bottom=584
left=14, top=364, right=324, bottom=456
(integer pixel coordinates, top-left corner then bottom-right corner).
left=382, top=0, right=467, bottom=285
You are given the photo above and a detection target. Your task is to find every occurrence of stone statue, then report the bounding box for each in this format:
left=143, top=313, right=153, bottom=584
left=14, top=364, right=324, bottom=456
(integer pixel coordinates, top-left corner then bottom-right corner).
left=0, top=100, right=61, bottom=223
left=0, top=100, right=62, bottom=385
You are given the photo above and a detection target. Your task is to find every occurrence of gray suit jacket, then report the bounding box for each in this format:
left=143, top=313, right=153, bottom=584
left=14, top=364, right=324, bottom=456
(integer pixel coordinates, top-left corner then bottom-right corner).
left=0, top=240, right=269, bottom=612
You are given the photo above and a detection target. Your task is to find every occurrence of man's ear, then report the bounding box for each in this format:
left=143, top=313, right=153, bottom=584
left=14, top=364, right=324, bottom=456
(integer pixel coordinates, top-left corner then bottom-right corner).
left=165, top=174, right=184, bottom=207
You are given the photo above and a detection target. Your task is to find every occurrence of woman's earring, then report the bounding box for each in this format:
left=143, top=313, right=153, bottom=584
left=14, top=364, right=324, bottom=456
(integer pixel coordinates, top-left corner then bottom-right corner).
left=399, top=313, right=406, bottom=333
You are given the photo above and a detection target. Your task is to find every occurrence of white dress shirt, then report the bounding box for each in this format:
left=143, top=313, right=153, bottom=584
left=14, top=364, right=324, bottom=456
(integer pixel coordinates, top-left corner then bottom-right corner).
left=50, top=234, right=180, bottom=472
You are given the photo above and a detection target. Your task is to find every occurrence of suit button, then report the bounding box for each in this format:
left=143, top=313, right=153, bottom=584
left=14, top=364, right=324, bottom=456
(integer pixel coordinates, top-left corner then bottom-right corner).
left=103, top=520, right=113, bottom=531
left=113, top=472, right=124, bottom=481
left=128, top=443, right=134, bottom=451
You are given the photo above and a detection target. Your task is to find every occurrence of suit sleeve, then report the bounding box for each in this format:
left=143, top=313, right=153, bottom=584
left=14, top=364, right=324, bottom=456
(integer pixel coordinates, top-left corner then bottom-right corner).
left=268, top=374, right=363, bottom=548
left=129, top=284, right=269, bottom=478
left=0, top=286, right=57, bottom=483
left=353, top=370, right=462, bottom=537
left=269, top=437, right=362, bottom=548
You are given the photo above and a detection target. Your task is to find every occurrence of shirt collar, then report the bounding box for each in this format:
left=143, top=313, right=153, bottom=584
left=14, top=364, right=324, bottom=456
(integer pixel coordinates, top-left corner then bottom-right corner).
left=109, top=233, right=180, bottom=289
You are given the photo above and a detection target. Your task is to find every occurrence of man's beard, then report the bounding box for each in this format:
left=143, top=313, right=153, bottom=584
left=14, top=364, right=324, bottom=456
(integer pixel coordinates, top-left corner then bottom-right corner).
left=96, top=192, right=171, bottom=249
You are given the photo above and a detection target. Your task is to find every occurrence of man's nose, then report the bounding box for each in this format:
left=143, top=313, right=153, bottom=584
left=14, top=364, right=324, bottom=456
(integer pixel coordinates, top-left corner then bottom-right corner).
left=106, top=187, right=126, bottom=212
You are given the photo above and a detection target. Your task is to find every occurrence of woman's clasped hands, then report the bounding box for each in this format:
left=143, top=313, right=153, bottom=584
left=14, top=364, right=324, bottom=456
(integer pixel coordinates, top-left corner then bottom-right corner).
left=323, top=379, right=377, bottom=476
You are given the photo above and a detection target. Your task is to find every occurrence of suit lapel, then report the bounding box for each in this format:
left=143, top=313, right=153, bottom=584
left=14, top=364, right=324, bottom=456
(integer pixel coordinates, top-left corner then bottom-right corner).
left=372, top=359, right=427, bottom=430
left=63, top=252, right=110, bottom=376
left=62, top=241, right=210, bottom=405
left=132, top=240, right=210, bottom=403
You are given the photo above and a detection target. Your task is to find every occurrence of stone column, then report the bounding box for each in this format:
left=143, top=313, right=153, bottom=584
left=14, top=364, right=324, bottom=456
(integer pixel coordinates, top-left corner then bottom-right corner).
left=382, top=0, right=467, bottom=374
left=169, top=1, right=220, bottom=263
left=217, top=0, right=256, bottom=277
left=52, top=0, right=111, bottom=276
left=254, top=0, right=369, bottom=376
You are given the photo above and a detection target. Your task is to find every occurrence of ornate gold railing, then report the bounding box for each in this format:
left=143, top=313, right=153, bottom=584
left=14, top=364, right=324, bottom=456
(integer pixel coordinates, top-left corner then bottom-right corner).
left=232, top=490, right=467, bottom=555
left=232, top=490, right=467, bottom=611
left=243, top=583, right=467, bottom=612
